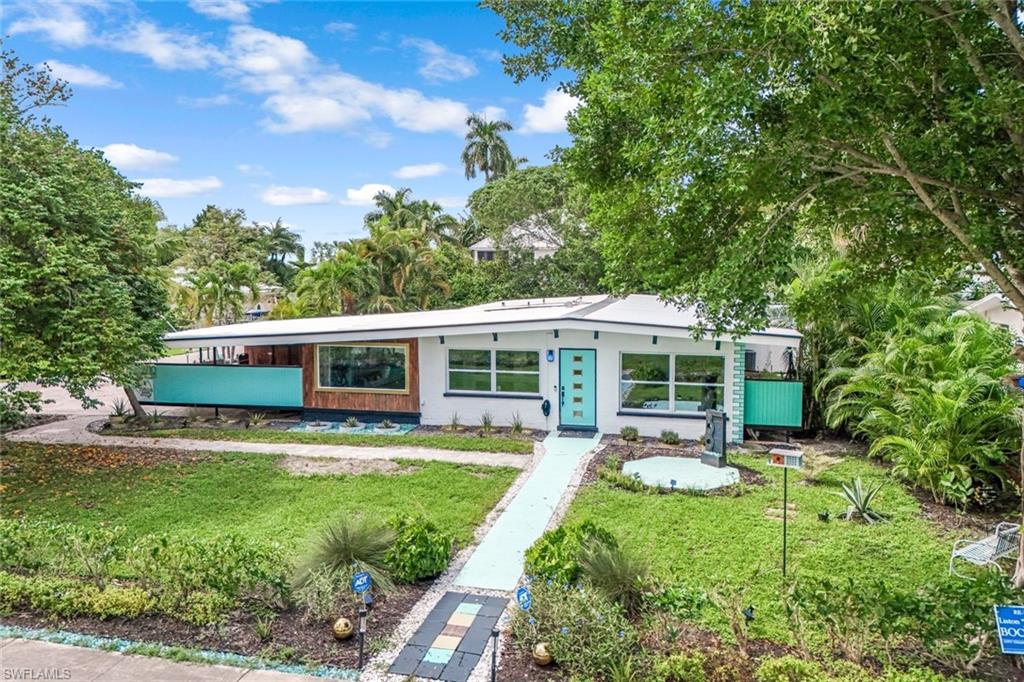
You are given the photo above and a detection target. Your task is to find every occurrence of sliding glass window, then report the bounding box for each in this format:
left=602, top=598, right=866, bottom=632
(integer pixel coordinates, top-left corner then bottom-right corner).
left=317, top=344, right=409, bottom=393
left=448, top=349, right=540, bottom=394
left=619, top=352, right=724, bottom=413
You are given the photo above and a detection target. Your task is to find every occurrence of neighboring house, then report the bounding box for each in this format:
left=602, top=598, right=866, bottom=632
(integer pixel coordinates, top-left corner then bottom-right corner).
left=142, top=294, right=803, bottom=442
left=469, top=217, right=562, bottom=263
left=965, top=293, right=1024, bottom=341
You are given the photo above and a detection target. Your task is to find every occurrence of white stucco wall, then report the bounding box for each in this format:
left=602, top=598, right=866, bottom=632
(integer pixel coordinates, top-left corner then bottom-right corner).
left=418, top=329, right=739, bottom=440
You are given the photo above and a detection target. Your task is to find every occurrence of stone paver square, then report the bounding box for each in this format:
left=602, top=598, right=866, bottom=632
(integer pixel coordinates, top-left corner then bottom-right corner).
left=454, top=602, right=482, bottom=615
left=408, top=619, right=447, bottom=646
left=448, top=612, right=474, bottom=627
left=439, top=652, right=482, bottom=682
left=456, top=627, right=492, bottom=656
left=424, top=648, right=454, bottom=665
left=388, top=644, right=428, bottom=676
left=440, top=623, right=469, bottom=637
left=432, top=634, right=461, bottom=649
left=414, top=660, right=446, bottom=679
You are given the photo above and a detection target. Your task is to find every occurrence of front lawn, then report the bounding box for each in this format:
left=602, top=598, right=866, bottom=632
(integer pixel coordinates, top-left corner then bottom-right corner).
left=0, top=443, right=517, bottom=547
left=129, top=427, right=536, bottom=454
left=562, top=451, right=952, bottom=643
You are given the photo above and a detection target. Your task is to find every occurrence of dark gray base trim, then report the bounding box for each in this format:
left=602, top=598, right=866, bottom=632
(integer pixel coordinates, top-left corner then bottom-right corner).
left=302, top=408, right=421, bottom=425
left=616, top=410, right=708, bottom=421
left=557, top=424, right=598, bottom=432
left=443, top=392, right=543, bottom=400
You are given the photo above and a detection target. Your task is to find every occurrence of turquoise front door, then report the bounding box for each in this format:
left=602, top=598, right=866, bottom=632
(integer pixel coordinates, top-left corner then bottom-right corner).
left=559, top=349, right=597, bottom=429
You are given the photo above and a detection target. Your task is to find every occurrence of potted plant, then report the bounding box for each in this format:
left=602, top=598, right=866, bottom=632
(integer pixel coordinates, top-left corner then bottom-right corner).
left=339, top=416, right=364, bottom=433
left=305, top=420, right=333, bottom=432
left=374, top=419, right=400, bottom=434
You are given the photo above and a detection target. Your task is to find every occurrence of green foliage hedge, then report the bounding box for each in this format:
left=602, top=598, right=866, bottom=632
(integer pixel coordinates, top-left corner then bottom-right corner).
left=0, top=519, right=289, bottom=625
left=524, top=521, right=617, bottom=584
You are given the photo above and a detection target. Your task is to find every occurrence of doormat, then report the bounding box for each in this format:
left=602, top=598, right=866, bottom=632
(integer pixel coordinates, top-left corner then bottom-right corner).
left=388, top=591, right=505, bottom=681
left=558, top=430, right=596, bottom=438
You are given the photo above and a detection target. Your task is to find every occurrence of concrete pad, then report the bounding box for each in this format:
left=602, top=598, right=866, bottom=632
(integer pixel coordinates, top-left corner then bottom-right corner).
left=454, top=431, right=601, bottom=591
left=237, top=669, right=331, bottom=681
left=623, top=456, right=739, bottom=491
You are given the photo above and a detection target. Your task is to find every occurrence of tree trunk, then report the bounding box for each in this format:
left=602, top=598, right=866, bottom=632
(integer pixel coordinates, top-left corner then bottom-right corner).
left=123, top=385, right=146, bottom=419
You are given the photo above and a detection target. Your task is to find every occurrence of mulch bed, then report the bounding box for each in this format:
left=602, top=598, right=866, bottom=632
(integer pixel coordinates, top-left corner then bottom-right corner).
left=0, top=582, right=429, bottom=670
left=1, top=443, right=213, bottom=478
left=1, top=413, right=67, bottom=435
left=413, top=424, right=549, bottom=442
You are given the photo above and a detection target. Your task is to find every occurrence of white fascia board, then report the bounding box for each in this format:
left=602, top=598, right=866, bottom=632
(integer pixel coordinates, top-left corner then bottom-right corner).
left=165, top=318, right=801, bottom=348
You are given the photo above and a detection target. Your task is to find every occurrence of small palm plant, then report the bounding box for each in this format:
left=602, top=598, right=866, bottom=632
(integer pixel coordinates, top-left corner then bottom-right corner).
left=836, top=478, right=887, bottom=523
left=249, top=412, right=267, bottom=428
left=293, top=515, right=396, bottom=596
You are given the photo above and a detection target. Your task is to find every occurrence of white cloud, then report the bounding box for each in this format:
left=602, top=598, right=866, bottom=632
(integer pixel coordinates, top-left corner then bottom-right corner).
left=432, top=196, right=467, bottom=209
left=261, top=185, right=332, bottom=206
left=393, top=163, right=446, bottom=179
left=227, top=25, right=313, bottom=81
left=519, top=89, right=581, bottom=134
left=9, top=2, right=92, bottom=47
left=177, top=93, right=233, bottom=107
left=480, top=105, right=507, bottom=122
left=188, top=0, right=251, bottom=22
left=135, top=176, right=222, bottom=198
left=236, top=163, right=270, bottom=176
left=43, top=61, right=122, bottom=89
left=325, top=21, right=357, bottom=39
left=340, top=183, right=396, bottom=206
left=401, top=37, right=477, bottom=82
left=111, top=21, right=223, bottom=70
left=101, top=144, right=178, bottom=170
left=262, top=94, right=371, bottom=133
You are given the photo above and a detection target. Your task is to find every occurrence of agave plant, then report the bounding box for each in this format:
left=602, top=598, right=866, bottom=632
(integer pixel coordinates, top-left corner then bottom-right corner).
left=836, top=478, right=887, bottom=524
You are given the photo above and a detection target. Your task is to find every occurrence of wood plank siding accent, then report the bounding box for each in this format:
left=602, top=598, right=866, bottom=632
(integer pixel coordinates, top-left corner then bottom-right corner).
left=243, top=344, right=303, bottom=366
left=301, top=339, right=420, bottom=414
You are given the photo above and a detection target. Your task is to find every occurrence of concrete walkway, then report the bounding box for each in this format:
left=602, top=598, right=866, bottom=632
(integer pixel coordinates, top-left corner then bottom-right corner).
left=6, top=416, right=531, bottom=469
left=0, top=638, right=328, bottom=682
left=453, top=431, right=601, bottom=591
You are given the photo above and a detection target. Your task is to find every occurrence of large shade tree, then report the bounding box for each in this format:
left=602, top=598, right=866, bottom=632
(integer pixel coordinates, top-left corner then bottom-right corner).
left=486, top=0, right=1024, bottom=331
left=0, top=49, right=168, bottom=417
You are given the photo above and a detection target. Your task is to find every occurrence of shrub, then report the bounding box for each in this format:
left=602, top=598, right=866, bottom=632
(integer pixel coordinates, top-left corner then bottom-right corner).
left=578, top=539, right=649, bottom=614
left=524, top=521, right=618, bottom=584
left=620, top=426, right=639, bottom=442
left=653, top=652, right=706, bottom=682
left=77, top=583, right=154, bottom=620
left=0, top=383, right=43, bottom=430
left=64, top=524, right=126, bottom=585
left=509, top=580, right=638, bottom=680
left=384, top=514, right=453, bottom=583
left=0, top=519, right=56, bottom=571
left=643, top=581, right=708, bottom=620
left=660, top=430, right=680, bottom=445
left=293, top=515, right=396, bottom=596
left=130, top=533, right=289, bottom=612
left=293, top=565, right=348, bottom=621
left=480, top=411, right=494, bottom=434
left=754, top=656, right=826, bottom=682
left=0, top=571, right=154, bottom=620
left=510, top=412, right=524, bottom=434
left=598, top=460, right=653, bottom=493
left=173, top=590, right=235, bottom=625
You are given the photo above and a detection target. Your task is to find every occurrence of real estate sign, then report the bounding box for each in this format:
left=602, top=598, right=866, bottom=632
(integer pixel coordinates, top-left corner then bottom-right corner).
left=994, top=605, right=1024, bottom=655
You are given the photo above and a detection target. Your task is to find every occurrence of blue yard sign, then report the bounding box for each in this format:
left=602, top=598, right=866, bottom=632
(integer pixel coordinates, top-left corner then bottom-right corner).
left=994, top=605, right=1024, bottom=654
left=352, top=571, right=372, bottom=595
left=515, top=586, right=532, bottom=611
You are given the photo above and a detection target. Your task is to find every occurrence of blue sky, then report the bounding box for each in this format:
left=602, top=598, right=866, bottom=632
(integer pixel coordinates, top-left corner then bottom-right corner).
left=4, top=0, right=576, bottom=247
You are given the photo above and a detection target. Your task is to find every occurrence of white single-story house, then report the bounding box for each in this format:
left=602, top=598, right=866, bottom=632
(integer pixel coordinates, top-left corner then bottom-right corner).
left=143, top=294, right=803, bottom=442
left=469, top=219, right=561, bottom=262
left=964, top=292, right=1023, bottom=341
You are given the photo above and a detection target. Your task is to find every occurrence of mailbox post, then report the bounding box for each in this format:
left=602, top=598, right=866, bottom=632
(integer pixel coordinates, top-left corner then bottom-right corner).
left=701, top=409, right=728, bottom=468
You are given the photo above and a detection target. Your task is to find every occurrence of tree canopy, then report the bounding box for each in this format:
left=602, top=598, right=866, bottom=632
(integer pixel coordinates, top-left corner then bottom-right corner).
left=485, top=0, right=1024, bottom=333
left=0, top=50, right=168, bottom=406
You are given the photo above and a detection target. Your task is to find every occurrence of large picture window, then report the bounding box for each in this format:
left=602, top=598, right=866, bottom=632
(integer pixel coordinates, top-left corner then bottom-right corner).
left=620, top=352, right=724, bottom=413
left=317, top=344, right=409, bottom=393
left=448, top=349, right=540, bottom=394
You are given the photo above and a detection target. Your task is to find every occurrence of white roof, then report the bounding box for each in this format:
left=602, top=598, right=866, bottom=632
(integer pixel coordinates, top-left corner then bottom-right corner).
left=164, top=294, right=801, bottom=347
left=965, top=292, right=1018, bottom=312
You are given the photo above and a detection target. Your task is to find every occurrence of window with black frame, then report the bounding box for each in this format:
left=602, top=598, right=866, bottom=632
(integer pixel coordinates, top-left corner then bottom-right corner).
left=619, top=352, right=724, bottom=413
left=447, top=348, right=540, bottom=394
left=317, top=344, right=408, bottom=392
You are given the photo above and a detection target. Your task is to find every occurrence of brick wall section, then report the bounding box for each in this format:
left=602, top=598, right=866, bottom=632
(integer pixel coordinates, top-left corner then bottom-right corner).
left=731, top=342, right=746, bottom=443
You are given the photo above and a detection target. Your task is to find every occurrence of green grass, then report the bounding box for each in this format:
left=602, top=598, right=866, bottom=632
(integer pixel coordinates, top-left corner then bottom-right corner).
left=1, top=443, right=519, bottom=549
left=130, top=427, right=536, bottom=454
left=563, top=453, right=954, bottom=643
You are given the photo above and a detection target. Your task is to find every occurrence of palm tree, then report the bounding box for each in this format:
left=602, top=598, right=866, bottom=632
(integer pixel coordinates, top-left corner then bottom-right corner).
left=294, top=249, right=376, bottom=316
left=189, top=262, right=263, bottom=325
left=365, top=188, right=418, bottom=229
left=461, top=114, right=518, bottom=182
